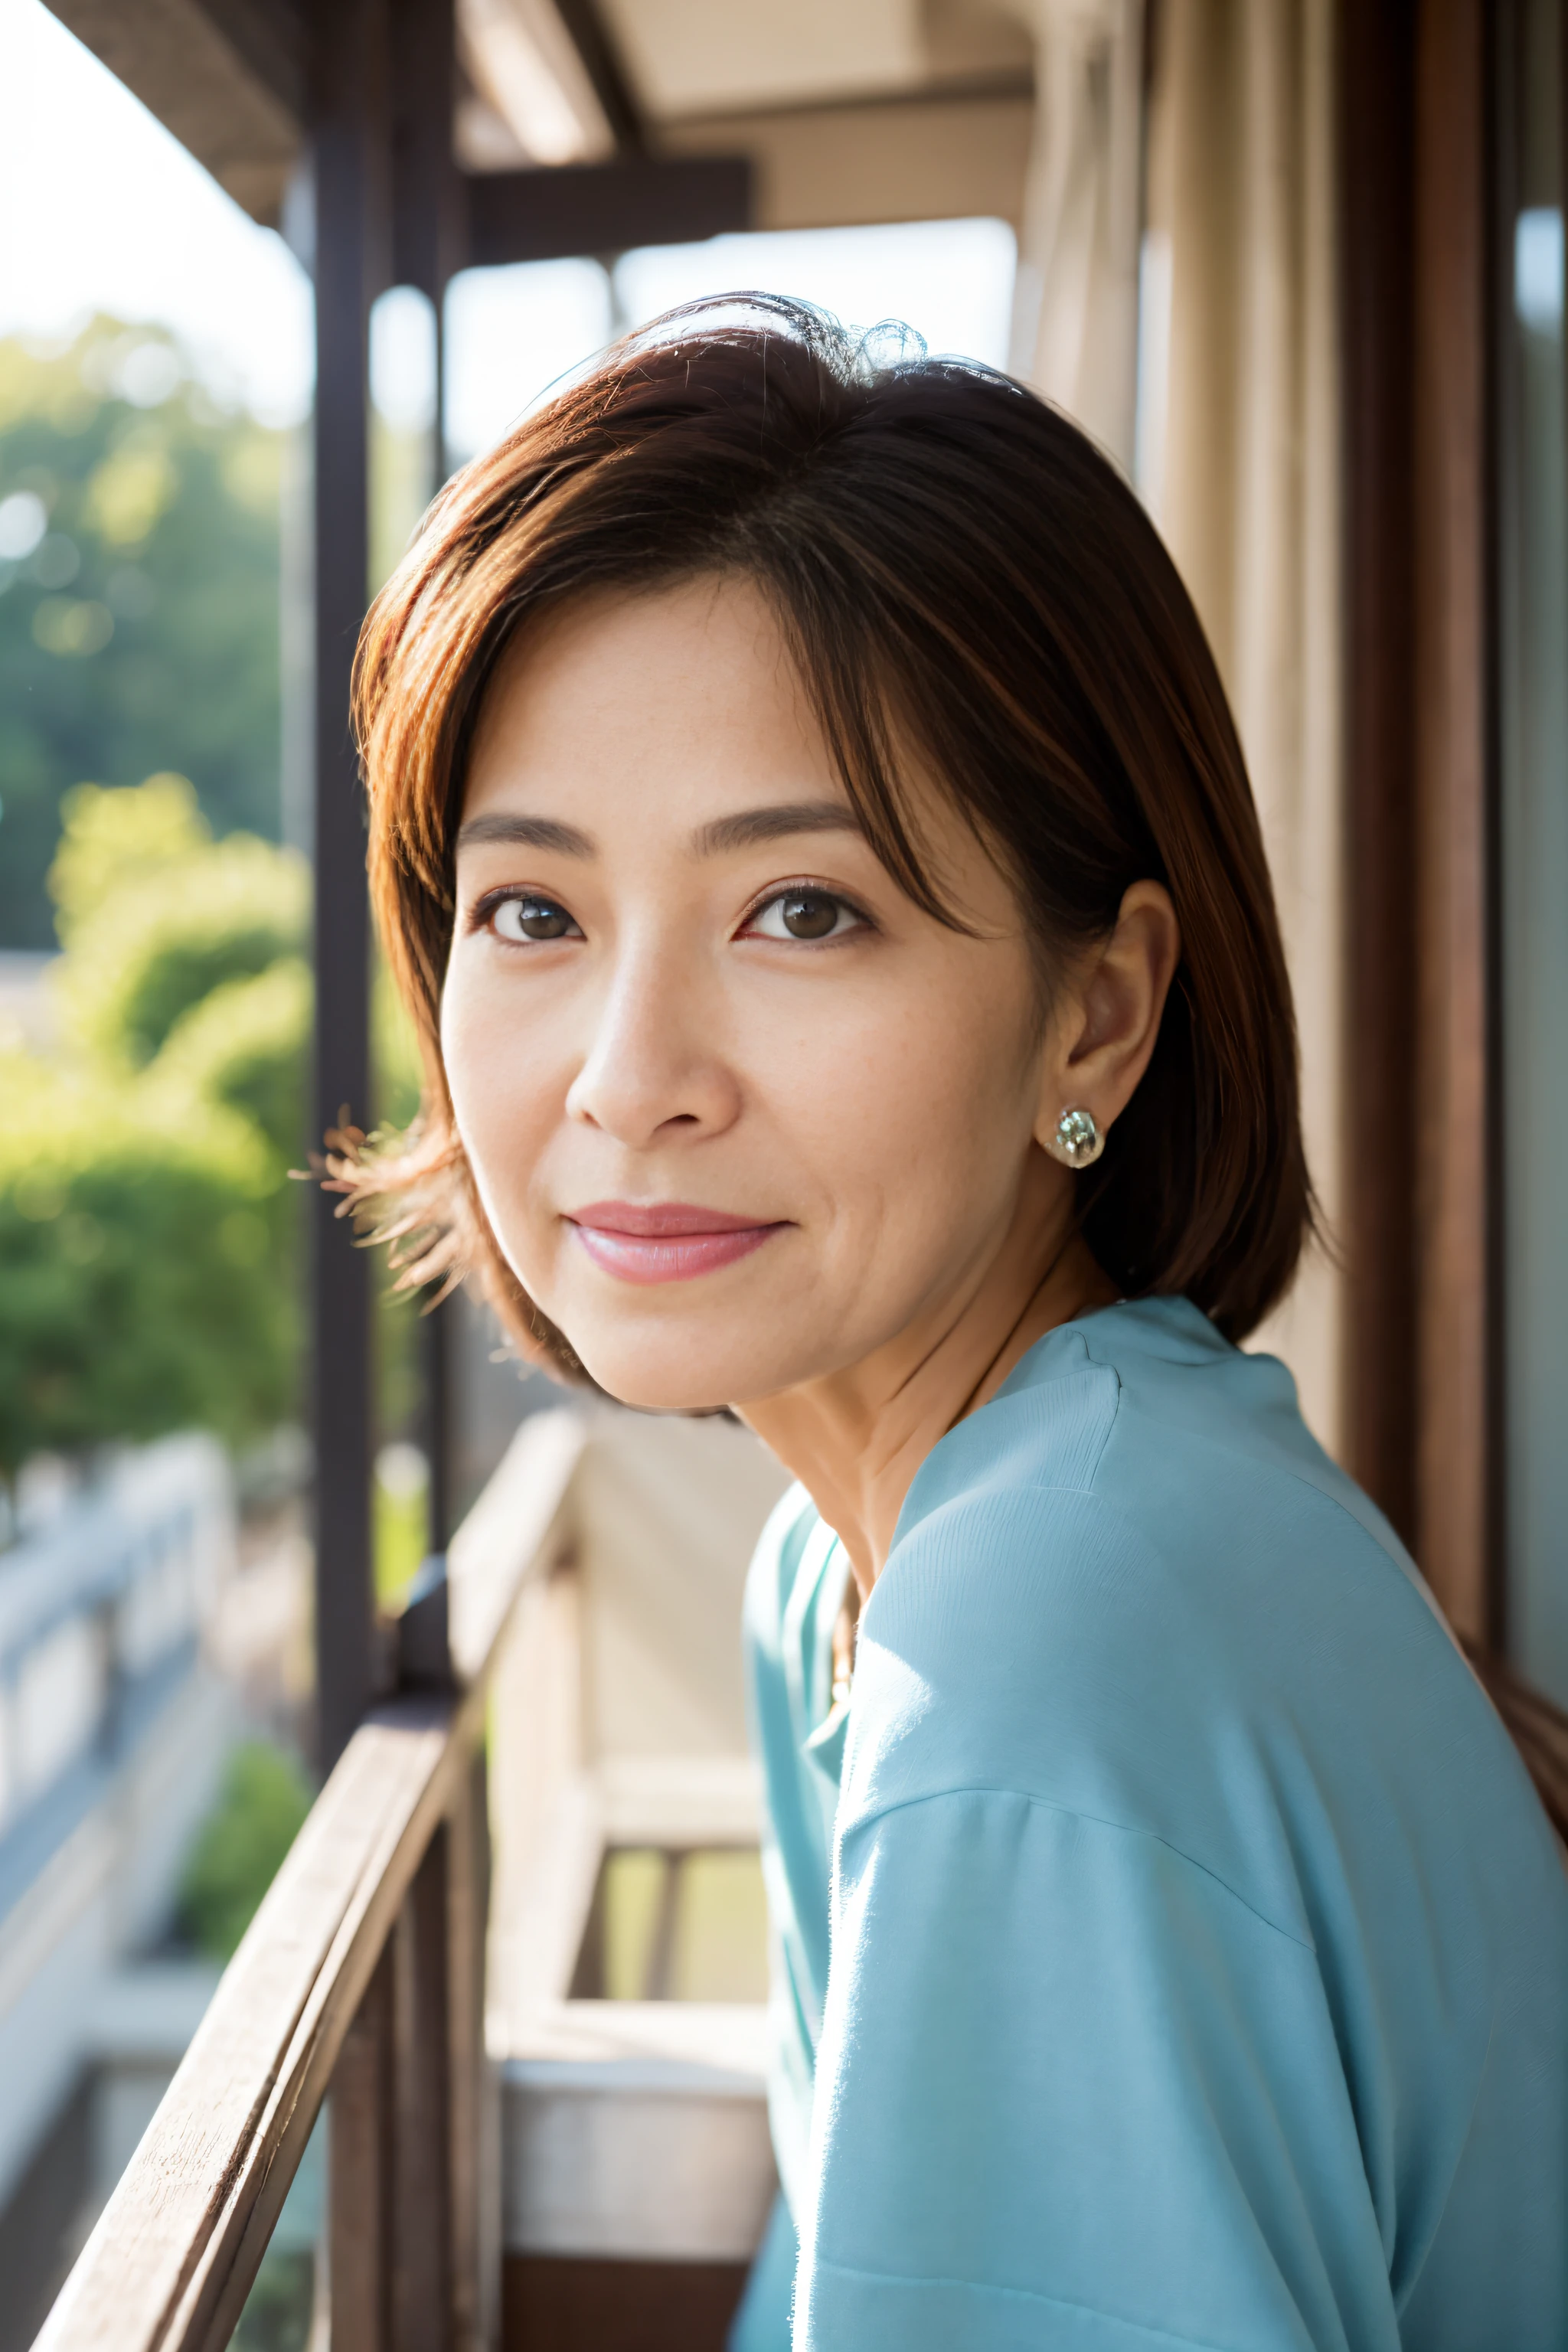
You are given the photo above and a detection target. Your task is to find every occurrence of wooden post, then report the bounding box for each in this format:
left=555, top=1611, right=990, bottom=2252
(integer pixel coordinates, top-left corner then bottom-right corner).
left=310, top=0, right=392, bottom=1770
left=447, top=1749, right=497, bottom=2350
left=390, top=0, right=462, bottom=1554
left=330, top=1951, right=396, bottom=2352
left=330, top=1806, right=477, bottom=2352
left=392, top=1832, right=455, bottom=2349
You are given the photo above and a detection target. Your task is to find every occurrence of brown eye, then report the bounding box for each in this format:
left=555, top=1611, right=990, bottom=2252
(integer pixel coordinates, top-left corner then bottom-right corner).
left=749, top=889, right=860, bottom=942
left=783, top=892, right=838, bottom=938
left=491, top=895, right=580, bottom=942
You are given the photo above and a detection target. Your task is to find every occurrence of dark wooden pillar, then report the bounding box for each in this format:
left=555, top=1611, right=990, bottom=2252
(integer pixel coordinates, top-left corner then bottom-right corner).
left=1409, top=0, right=1501, bottom=1645
left=389, top=0, right=462, bottom=1553
left=1340, top=0, right=1420, bottom=1551
left=391, top=0, right=463, bottom=318
left=330, top=1949, right=396, bottom=2351
left=311, top=0, right=391, bottom=1769
left=1339, top=0, right=1501, bottom=1643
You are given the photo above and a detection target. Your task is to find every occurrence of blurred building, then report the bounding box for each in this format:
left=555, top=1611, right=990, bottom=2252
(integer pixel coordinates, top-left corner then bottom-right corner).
left=0, top=1437, right=237, bottom=2337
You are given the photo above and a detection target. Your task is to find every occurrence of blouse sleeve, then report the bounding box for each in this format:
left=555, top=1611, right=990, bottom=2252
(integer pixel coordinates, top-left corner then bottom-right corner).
left=792, top=1785, right=1397, bottom=2351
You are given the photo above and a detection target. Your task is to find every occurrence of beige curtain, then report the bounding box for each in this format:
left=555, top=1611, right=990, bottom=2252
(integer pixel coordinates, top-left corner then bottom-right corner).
left=1138, top=0, right=1345, bottom=1455
left=1008, top=0, right=1145, bottom=472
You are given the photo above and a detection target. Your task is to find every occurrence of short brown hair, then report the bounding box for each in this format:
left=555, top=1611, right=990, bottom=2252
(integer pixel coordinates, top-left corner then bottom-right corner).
left=346, top=297, right=1310, bottom=1370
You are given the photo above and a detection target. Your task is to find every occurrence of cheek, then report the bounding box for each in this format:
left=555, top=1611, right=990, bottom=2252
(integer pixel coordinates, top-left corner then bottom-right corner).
left=439, top=965, right=560, bottom=1230
left=773, top=962, right=1043, bottom=1238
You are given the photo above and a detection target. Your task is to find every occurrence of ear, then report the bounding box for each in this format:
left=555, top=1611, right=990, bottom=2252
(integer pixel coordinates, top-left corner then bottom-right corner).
left=1033, top=880, right=1181, bottom=1147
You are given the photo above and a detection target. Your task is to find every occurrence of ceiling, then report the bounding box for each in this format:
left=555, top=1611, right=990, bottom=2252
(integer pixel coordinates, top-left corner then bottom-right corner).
left=46, top=0, right=1037, bottom=237
left=596, top=0, right=1031, bottom=121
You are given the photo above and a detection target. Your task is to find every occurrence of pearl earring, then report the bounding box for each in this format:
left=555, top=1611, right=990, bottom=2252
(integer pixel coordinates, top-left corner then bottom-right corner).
left=1048, top=1106, right=1104, bottom=1168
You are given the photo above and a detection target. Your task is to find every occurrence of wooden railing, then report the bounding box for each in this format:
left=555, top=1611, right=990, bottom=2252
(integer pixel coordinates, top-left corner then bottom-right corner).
left=35, top=1411, right=587, bottom=2352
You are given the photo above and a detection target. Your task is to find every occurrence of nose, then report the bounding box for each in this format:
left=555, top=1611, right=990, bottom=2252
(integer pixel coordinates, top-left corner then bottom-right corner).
left=565, top=941, right=742, bottom=1149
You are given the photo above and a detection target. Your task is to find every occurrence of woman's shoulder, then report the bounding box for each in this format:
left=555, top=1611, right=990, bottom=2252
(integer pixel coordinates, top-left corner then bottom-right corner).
left=844, top=1296, right=1556, bottom=1942
left=899, top=1293, right=1406, bottom=1564
left=868, top=1299, right=1370, bottom=1612
left=864, top=1291, right=1442, bottom=1693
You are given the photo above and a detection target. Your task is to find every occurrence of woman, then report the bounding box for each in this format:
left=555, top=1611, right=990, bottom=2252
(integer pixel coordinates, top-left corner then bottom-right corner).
left=345, top=300, right=1568, bottom=2349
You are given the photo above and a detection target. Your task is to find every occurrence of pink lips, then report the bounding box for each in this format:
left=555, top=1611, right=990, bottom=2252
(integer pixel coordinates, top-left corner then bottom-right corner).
left=567, top=1200, right=788, bottom=1285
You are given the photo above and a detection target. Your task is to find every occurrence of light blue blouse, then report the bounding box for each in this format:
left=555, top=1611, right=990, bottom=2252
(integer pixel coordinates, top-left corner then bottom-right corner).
left=731, top=1297, right=1568, bottom=2350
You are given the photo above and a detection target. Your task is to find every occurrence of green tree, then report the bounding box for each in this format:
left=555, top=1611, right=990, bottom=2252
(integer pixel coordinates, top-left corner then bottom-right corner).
left=0, top=782, right=306, bottom=1473
left=0, top=780, right=431, bottom=1475
left=152, top=958, right=311, bottom=1172
left=0, top=319, right=283, bottom=947
left=54, top=791, right=308, bottom=1072
left=0, top=1056, right=296, bottom=1475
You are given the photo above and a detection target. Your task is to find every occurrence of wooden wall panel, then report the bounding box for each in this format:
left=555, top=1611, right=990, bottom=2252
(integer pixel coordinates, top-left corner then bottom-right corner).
left=1339, top=0, right=1419, bottom=1544
left=1410, top=0, right=1501, bottom=1641
left=503, top=2253, right=747, bottom=2351
left=1339, top=0, right=1501, bottom=1641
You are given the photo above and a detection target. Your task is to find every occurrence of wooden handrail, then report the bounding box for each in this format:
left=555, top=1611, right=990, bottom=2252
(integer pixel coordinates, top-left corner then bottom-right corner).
left=35, top=1410, right=587, bottom=2352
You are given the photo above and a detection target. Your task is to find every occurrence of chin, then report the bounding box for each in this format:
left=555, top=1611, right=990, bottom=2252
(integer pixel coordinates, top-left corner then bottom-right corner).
left=560, top=1315, right=788, bottom=1417
left=561, top=1331, right=740, bottom=1416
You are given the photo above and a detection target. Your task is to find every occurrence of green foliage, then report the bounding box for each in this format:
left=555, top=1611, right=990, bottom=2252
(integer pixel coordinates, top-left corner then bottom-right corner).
left=374, top=1449, right=431, bottom=1609
left=0, top=781, right=306, bottom=1471
left=178, top=1740, right=313, bottom=1961
left=0, top=319, right=283, bottom=948
left=61, top=829, right=308, bottom=1070
left=0, top=1058, right=294, bottom=1475
left=0, top=780, right=433, bottom=1472
left=48, top=770, right=208, bottom=939
left=152, top=958, right=311, bottom=1171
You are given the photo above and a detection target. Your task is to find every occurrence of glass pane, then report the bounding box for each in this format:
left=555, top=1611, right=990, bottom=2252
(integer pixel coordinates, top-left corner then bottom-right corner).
left=1498, top=0, right=1568, bottom=1701
left=573, top=1844, right=769, bottom=2004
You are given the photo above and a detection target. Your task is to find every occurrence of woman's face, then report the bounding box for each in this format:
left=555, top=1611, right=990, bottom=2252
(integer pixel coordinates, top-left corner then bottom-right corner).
left=443, top=574, right=1067, bottom=1414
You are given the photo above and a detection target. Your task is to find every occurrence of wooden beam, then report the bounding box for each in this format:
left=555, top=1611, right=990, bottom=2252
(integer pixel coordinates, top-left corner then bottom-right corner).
left=465, top=155, right=751, bottom=267
left=391, top=0, right=464, bottom=303
left=188, top=0, right=304, bottom=119
left=46, top=0, right=302, bottom=224
left=661, top=88, right=1034, bottom=236
left=551, top=0, right=645, bottom=155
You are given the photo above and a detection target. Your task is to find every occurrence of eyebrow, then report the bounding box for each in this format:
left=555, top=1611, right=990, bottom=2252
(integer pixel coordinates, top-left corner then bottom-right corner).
left=691, top=801, right=864, bottom=856
left=455, top=812, right=595, bottom=855
left=456, top=800, right=864, bottom=861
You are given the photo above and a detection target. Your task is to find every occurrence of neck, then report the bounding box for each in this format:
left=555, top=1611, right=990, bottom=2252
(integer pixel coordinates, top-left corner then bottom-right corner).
left=737, top=1158, right=1116, bottom=1599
